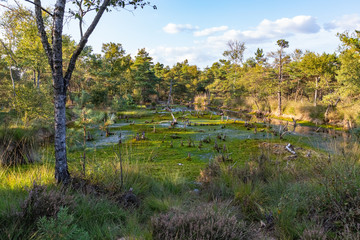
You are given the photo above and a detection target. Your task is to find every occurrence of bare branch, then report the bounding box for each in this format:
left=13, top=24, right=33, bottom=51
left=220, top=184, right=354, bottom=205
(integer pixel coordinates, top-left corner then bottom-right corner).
left=0, top=3, right=14, bottom=11
left=34, top=0, right=53, bottom=71
left=25, top=0, right=53, bottom=17
left=64, top=0, right=111, bottom=87
left=0, top=39, right=18, bottom=65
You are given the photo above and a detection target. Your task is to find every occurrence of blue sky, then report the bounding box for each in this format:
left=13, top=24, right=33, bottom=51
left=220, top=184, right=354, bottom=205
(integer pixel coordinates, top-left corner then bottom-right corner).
left=36, top=1, right=360, bottom=68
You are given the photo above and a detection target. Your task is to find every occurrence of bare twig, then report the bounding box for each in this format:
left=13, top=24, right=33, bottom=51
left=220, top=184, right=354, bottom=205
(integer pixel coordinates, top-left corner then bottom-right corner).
left=25, top=0, right=53, bottom=16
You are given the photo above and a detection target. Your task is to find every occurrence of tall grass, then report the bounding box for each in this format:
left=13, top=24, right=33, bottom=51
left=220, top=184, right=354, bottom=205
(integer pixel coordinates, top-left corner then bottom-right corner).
left=0, top=139, right=195, bottom=239
left=199, top=140, right=360, bottom=239
left=0, top=128, right=40, bottom=166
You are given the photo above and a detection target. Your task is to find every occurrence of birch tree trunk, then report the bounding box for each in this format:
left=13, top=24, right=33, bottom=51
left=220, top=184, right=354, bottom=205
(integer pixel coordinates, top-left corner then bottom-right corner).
left=34, top=0, right=111, bottom=184
left=51, top=0, right=70, bottom=183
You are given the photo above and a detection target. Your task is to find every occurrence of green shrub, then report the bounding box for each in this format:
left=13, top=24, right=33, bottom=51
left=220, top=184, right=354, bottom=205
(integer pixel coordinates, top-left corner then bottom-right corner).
left=112, top=94, right=135, bottom=111
left=300, top=104, right=327, bottom=120
left=35, top=207, right=89, bottom=240
left=89, top=85, right=108, bottom=107
left=15, top=83, right=52, bottom=125
left=73, top=90, right=91, bottom=108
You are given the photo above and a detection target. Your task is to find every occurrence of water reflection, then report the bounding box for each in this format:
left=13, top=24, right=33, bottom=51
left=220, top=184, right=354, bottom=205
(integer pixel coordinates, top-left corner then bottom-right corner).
left=182, top=105, right=353, bottom=152
left=89, top=105, right=353, bottom=152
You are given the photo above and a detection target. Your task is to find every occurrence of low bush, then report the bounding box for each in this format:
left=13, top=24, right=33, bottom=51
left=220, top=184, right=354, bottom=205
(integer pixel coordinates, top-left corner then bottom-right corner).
left=151, top=202, right=249, bottom=240
left=89, top=85, right=108, bottom=107
left=112, top=94, right=135, bottom=111
left=18, top=182, right=75, bottom=225
left=34, top=207, right=89, bottom=240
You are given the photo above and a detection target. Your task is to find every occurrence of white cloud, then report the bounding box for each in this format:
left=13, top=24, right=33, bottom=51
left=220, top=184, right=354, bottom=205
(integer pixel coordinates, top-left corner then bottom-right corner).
left=163, top=23, right=199, bottom=34
left=149, top=45, right=218, bottom=67
left=194, top=26, right=229, bottom=37
left=203, top=15, right=321, bottom=50
left=257, top=15, right=321, bottom=35
left=324, top=14, right=360, bottom=31
left=153, top=15, right=347, bottom=68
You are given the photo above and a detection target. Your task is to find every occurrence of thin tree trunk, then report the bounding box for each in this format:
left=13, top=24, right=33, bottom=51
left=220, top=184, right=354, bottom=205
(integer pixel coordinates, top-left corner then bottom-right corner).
left=82, top=125, right=86, bottom=176
left=9, top=66, right=16, bottom=98
left=54, top=90, right=70, bottom=183
left=33, top=69, right=37, bottom=86
left=118, top=139, right=123, bottom=191
left=278, top=53, right=282, bottom=115
left=294, top=89, right=299, bottom=102
left=79, top=17, right=83, bottom=38
left=167, top=79, right=173, bottom=106
left=53, top=0, right=70, bottom=184
left=314, top=77, right=319, bottom=106
left=37, top=69, right=41, bottom=89
left=278, top=90, right=282, bottom=115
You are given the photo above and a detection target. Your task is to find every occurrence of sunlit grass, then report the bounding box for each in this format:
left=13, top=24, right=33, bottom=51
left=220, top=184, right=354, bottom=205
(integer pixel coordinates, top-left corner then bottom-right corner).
left=0, top=163, right=54, bottom=190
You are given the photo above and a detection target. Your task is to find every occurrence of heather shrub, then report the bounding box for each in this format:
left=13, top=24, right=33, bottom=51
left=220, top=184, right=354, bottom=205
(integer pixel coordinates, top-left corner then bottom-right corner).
left=300, top=224, right=327, bottom=240
left=151, top=202, right=249, bottom=240
left=18, top=182, right=74, bottom=225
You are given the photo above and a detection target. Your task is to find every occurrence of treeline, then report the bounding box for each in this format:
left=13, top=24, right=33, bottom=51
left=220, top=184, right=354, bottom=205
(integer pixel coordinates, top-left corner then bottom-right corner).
left=1, top=4, right=360, bottom=127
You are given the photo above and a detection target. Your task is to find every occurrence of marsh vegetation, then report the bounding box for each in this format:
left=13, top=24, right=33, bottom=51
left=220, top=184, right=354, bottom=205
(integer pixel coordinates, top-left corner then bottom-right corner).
left=1, top=105, right=360, bottom=239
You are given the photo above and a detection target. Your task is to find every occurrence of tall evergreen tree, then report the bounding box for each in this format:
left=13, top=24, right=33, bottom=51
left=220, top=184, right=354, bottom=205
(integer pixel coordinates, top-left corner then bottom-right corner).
left=132, top=48, right=158, bottom=103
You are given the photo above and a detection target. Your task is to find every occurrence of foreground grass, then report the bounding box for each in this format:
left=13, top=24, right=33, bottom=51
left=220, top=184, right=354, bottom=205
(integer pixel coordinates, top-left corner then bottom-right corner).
left=1, top=107, right=359, bottom=239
